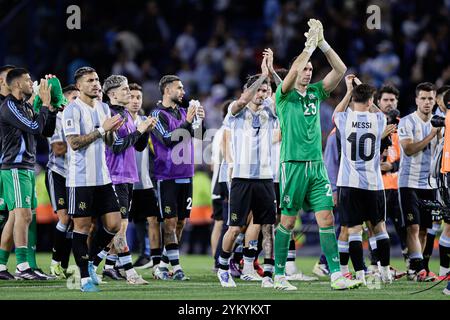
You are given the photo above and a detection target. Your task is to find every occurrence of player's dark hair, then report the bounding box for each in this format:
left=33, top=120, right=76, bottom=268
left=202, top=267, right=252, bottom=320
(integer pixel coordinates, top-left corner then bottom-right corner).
left=377, top=85, right=399, bottom=101
left=437, top=85, right=450, bottom=97
left=220, top=99, right=233, bottom=119
left=6, top=68, right=29, bottom=86
left=288, top=56, right=312, bottom=70
left=159, top=75, right=180, bottom=95
left=352, top=84, right=377, bottom=103
left=443, top=90, right=450, bottom=109
left=415, top=82, right=436, bottom=97
left=74, top=66, right=96, bottom=82
left=0, top=65, right=16, bottom=75
left=243, top=74, right=269, bottom=90
left=62, top=84, right=79, bottom=94
left=129, top=83, right=142, bottom=92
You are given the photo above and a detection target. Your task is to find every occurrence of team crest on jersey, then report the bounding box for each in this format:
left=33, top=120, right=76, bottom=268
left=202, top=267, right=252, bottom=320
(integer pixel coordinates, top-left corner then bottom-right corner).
left=308, top=94, right=316, bottom=100
left=231, top=213, right=238, bottom=222
left=25, top=196, right=31, bottom=205
left=65, top=119, right=74, bottom=128
left=79, top=202, right=87, bottom=211
left=283, top=195, right=290, bottom=204
left=164, top=206, right=172, bottom=214
left=58, top=198, right=65, bottom=206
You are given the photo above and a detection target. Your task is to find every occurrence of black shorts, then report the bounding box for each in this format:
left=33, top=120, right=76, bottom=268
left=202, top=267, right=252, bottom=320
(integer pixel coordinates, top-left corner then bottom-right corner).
left=129, top=188, right=160, bottom=222
left=212, top=182, right=229, bottom=221
left=228, top=178, right=276, bottom=227
left=156, top=179, right=192, bottom=220
left=338, top=187, right=386, bottom=228
left=385, top=189, right=402, bottom=225
left=274, top=182, right=281, bottom=216
left=399, top=187, right=435, bottom=228
left=45, top=169, right=67, bottom=212
left=113, top=183, right=134, bottom=219
left=67, top=184, right=120, bottom=218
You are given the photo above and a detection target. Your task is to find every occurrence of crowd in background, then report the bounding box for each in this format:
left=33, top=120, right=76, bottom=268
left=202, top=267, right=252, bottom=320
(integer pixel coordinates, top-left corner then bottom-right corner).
left=1, top=0, right=449, bottom=253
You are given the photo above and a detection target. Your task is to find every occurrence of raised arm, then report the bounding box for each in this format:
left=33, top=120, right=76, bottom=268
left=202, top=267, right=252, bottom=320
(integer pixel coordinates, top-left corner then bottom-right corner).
left=312, top=19, right=347, bottom=93
left=230, top=55, right=270, bottom=115
left=265, top=48, right=282, bottom=87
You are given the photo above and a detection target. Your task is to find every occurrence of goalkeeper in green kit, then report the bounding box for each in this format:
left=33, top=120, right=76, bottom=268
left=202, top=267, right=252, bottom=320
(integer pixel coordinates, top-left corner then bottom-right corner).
left=273, top=19, right=362, bottom=290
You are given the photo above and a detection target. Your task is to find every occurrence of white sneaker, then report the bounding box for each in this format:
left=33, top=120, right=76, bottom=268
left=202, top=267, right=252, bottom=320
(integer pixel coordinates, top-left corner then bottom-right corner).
left=217, top=269, right=236, bottom=287
left=355, top=270, right=367, bottom=286
left=379, top=266, right=393, bottom=284
left=331, top=274, right=363, bottom=290
left=312, top=262, right=330, bottom=277
left=261, top=276, right=274, bottom=288
left=443, top=287, right=450, bottom=296
left=286, top=272, right=318, bottom=281
left=127, top=273, right=149, bottom=285
left=240, top=269, right=263, bottom=281
left=274, top=275, right=297, bottom=291
left=285, top=261, right=298, bottom=275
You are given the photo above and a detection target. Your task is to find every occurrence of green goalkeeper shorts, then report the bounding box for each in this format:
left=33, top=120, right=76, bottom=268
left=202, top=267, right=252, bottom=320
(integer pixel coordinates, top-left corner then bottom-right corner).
left=0, top=173, right=6, bottom=211
left=1, top=169, right=37, bottom=210
left=279, top=161, right=333, bottom=215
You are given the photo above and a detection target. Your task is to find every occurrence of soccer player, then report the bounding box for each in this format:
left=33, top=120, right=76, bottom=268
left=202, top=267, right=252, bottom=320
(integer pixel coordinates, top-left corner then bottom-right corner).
left=0, top=68, right=54, bottom=280
left=273, top=19, right=361, bottom=290
left=398, top=82, right=440, bottom=281
left=126, top=83, right=161, bottom=270
left=92, top=75, right=154, bottom=284
left=216, top=52, right=278, bottom=288
left=375, top=85, right=408, bottom=277
left=47, top=85, right=80, bottom=279
left=62, top=66, right=124, bottom=292
left=0, top=65, right=16, bottom=280
left=151, top=75, right=205, bottom=281
left=334, top=75, right=392, bottom=285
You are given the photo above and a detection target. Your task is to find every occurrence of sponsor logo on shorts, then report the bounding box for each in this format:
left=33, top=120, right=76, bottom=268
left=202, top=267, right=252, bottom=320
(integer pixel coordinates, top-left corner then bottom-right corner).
left=283, top=195, right=290, bottom=205
left=58, top=198, right=65, bottom=206
left=79, top=202, right=87, bottom=211
left=231, top=213, right=238, bottom=222
left=25, top=196, right=31, bottom=205
left=164, top=206, right=172, bottom=214
left=0, top=198, right=4, bottom=206
left=407, top=213, right=414, bottom=222
left=120, top=207, right=127, bottom=215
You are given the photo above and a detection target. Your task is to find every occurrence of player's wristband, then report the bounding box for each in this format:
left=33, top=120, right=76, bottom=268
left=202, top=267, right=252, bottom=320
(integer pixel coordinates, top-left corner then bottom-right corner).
left=318, top=40, right=331, bottom=53
left=97, top=127, right=106, bottom=137
left=303, top=46, right=316, bottom=55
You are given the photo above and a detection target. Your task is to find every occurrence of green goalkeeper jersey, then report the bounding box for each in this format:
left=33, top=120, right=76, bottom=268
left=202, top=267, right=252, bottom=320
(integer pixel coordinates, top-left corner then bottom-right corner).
left=275, top=80, right=329, bottom=162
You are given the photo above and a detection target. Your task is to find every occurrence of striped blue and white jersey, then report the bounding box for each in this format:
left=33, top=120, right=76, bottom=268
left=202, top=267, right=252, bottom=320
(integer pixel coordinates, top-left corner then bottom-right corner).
left=218, top=115, right=231, bottom=183
left=228, top=100, right=277, bottom=180
left=398, top=111, right=438, bottom=189
left=271, top=119, right=281, bottom=183
left=211, top=126, right=224, bottom=195
left=63, top=98, right=112, bottom=187
left=47, top=112, right=67, bottom=178
left=335, top=110, right=386, bottom=190
left=133, top=115, right=153, bottom=190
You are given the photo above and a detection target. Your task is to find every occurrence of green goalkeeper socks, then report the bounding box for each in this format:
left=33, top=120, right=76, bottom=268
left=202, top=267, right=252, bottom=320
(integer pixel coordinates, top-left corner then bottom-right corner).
left=319, top=226, right=340, bottom=274
left=274, top=224, right=292, bottom=276
left=27, top=212, right=37, bottom=269
left=15, top=247, right=28, bottom=266
left=0, top=249, right=10, bottom=266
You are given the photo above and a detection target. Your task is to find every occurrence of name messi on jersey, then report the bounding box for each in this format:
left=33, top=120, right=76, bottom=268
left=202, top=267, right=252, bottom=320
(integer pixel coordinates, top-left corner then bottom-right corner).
left=352, top=121, right=372, bottom=129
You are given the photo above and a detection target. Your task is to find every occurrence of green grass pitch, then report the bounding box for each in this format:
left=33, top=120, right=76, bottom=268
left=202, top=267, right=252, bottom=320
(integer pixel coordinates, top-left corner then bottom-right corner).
left=0, top=253, right=448, bottom=300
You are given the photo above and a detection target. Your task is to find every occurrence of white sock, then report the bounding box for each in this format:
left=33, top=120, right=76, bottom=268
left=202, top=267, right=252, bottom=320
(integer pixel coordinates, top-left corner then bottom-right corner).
left=81, top=277, right=90, bottom=286
left=51, top=259, right=60, bottom=266
left=0, top=264, right=6, bottom=272
left=173, top=265, right=182, bottom=273
left=125, top=268, right=137, bottom=278
left=439, top=266, right=450, bottom=276
left=17, top=262, right=30, bottom=271
left=243, top=258, right=254, bottom=273
left=340, top=265, right=349, bottom=274
left=159, top=260, right=170, bottom=269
